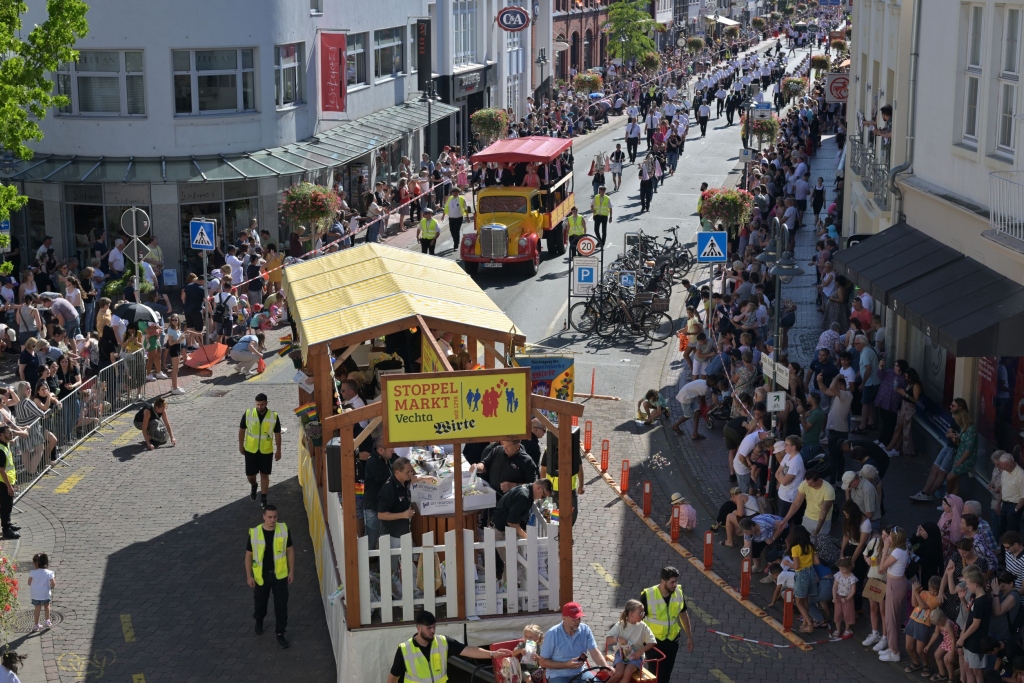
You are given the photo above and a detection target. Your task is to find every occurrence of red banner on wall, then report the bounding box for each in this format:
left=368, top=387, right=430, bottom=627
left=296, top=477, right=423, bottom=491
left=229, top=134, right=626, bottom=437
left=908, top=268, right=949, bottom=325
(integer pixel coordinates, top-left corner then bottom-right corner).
left=320, top=32, right=347, bottom=113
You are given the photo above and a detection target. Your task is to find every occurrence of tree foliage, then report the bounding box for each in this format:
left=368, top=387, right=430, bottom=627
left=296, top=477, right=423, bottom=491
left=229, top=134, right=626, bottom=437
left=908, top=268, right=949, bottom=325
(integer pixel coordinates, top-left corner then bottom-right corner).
left=605, top=0, right=657, bottom=64
left=0, top=0, right=89, bottom=221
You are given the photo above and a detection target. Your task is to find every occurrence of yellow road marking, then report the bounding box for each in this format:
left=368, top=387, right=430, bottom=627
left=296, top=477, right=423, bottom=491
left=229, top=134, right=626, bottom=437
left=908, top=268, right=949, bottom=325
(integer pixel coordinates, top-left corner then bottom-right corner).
left=111, top=426, right=139, bottom=447
left=54, top=467, right=94, bottom=493
left=245, top=354, right=283, bottom=382
left=590, top=562, right=620, bottom=587
left=688, top=603, right=720, bottom=625
left=133, top=675, right=146, bottom=683
left=121, top=613, right=135, bottom=642
left=710, top=669, right=733, bottom=683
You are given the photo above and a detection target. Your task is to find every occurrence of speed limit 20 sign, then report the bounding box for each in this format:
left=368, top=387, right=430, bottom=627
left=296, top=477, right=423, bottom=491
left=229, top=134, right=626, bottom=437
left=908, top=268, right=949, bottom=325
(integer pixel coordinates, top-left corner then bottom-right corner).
left=575, top=235, right=598, bottom=257
left=825, top=73, right=849, bottom=104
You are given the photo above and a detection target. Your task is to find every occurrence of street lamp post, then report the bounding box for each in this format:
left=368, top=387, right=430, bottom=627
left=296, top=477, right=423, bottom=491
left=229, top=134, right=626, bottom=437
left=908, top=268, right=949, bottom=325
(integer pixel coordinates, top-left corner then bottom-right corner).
left=419, top=81, right=442, bottom=160
left=755, top=220, right=804, bottom=391
left=535, top=48, right=550, bottom=101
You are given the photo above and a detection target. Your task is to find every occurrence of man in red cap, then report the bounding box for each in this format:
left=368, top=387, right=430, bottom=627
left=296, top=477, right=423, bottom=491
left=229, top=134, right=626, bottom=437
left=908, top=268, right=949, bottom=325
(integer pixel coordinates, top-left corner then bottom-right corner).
left=538, top=602, right=609, bottom=680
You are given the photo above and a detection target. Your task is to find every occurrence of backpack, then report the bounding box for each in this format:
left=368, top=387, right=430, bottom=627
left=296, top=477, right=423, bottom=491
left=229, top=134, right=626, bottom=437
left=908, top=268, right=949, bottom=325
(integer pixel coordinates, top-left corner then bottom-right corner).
left=213, top=293, right=229, bottom=323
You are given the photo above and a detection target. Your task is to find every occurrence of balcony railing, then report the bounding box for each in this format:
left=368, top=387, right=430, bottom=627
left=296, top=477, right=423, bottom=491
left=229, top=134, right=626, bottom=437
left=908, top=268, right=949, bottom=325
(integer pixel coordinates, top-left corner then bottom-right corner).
left=871, top=162, right=890, bottom=210
left=848, top=135, right=863, bottom=175
left=859, top=149, right=877, bottom=192
left=990, top=171, right=1024, bottom=243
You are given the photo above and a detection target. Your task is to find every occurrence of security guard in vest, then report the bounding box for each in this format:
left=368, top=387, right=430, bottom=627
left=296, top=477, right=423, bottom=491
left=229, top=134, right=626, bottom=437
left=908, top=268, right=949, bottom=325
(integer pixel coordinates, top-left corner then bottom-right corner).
left=0, top=426, right=19, bottom=539
left=245, top=505, right=293, bottom=648
left=443, top=187, right=472, bottom=247
left=417, top=207, right=440, bottom=256
left=566, top=206, right=587, bottom=260
left=639, top=566, right=694, bottom=683
left=590, top=186, right=612, bottom=247
left=238, top=392, right=282, bottom=510
left=386, top=610, right=511, bottom=683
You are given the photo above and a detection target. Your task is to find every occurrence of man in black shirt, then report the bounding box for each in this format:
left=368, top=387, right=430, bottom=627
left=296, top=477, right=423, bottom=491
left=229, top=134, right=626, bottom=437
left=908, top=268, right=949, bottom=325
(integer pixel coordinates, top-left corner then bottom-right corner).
left=180, top=273, right=207, bottom=345
left=245, top=257, right=266, bottom=307
left=364, top=440, right=398, bottom=549
left=522, top=419, right=546, bottom=468
left=489, top=480, right=553, bottom=582
left=377, top=457, right=416, bottom=544
left=386, top=610, right=509, bottom=683
left=475, top=440, right=538, bottom=500
left=244, top=505, right=294, bottom=648
left=807, top=348, right=839, bottom=408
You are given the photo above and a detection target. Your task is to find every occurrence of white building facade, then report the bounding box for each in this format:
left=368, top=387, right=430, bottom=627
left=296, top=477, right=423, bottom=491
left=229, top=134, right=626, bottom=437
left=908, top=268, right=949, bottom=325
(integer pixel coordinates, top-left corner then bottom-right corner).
left=1, top=0, right=456, bottom=279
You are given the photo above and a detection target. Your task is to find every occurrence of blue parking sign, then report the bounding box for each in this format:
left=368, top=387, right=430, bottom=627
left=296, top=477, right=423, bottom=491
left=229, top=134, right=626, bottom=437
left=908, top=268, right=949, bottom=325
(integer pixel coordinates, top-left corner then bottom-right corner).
left=189, top=219, right=216, bottom=251
left=696, top=232, right=728, bottom=263
left=619, top=271, right=636, bottom=290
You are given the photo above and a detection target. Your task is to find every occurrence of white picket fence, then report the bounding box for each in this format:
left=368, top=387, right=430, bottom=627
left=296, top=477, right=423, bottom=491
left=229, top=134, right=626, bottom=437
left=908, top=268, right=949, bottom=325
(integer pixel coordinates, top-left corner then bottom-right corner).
left=357, top=521, right=559, bottom=625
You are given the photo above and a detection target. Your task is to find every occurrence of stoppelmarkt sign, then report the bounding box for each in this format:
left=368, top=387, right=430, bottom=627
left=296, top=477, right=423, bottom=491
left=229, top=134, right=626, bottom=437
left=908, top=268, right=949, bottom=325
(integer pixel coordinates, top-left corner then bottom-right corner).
left=381, top=368, right=531, bottom=447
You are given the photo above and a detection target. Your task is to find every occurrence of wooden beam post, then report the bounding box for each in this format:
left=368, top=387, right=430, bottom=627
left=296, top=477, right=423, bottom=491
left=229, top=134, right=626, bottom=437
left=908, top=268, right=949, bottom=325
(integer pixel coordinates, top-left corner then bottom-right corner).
left=466, top=337, right=479, bottom=367
left=310, top=344, right=332, bottom=500
left=331, top=344, right=359, bottom=370
left=558, top=413, right=573, bottom=607
left=532, top=408, right=557, bottom=435
left=417, top=316, right=455, bottom=372
left=340, top=427, right=361, bottom=627
left=479, top=340, right=507, bottom=367
left=453, top=443, right=467, bottom=620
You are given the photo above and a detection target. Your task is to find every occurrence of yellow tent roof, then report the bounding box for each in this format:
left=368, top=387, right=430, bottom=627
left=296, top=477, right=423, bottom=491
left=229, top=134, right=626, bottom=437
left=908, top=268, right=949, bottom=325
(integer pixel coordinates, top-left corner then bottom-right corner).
left=283, top=243, right=520, bottom=358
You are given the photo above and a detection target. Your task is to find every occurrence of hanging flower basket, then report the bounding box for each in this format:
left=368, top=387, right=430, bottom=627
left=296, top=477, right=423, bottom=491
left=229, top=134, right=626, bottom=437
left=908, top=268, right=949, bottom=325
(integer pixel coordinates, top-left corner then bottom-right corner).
left=810, top=54, right=831, bottom=72
left=289, top=349, right=305, bottom=370
left=770, top=11, right=781, bottom=21
left=700, top=188, right=756, bottom=228
left=639, top=51, right=661, bottom=72
left=783, top=76, right=807, bottom=97
left=724, top=26, right=740, bottom=39
left=748, top=115, right=781, bottom=144
left=305, top=420, right=323, bottom=448
left=751, top=17, right=766, bottom=30
left=782, top=5, right=796, bottom=15
left=845, top=26, right=852, bottom=39
left=572, top=72, right=604, bottom=94
left=0, top=551, right=18, bottom=644
left=796, top=3, right=808, bottom=11
left=686, top=37, right=706, bottom=54
left=281, top=182, right=341, bottom=236
left=831, top=39, right=847, bottom=53
left=470, top=107, right=509, bottom=144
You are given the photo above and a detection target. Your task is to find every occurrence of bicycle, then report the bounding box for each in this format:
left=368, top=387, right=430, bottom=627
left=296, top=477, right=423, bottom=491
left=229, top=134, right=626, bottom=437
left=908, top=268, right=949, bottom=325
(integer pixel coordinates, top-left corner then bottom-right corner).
left=595, top=286, right=674, bottom=342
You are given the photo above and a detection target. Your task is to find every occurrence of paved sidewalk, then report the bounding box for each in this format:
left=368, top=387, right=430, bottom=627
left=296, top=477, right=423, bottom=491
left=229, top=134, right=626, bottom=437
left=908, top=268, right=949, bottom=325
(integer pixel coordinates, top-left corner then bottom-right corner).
left=9, top=331, right=336, bottom=683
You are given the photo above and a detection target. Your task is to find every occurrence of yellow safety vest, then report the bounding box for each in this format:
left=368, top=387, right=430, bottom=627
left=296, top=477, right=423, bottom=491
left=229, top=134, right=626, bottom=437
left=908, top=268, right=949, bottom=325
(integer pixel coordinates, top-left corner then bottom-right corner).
left=244, top=407, right=277, bottom=455
left=643, top=585, right=686, bottom=641
left=0, top=444, right=14, bottom=487
left=420, top=218, right=439, bottom=239
left=250, top=522, right=289, bottom=586
left=545, top=471, right=579, bottom=493
left=399, top=635, right=449, bottom=683
left=567, top=215, right=586, bottom=237
left=592, top=195, right=611, bottom=217
left=446, top=196, right=468, bottom=217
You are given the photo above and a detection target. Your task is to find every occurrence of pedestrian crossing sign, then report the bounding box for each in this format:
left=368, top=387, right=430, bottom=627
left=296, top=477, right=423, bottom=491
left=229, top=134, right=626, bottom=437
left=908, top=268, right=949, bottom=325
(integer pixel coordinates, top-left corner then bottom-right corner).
left=696, top=232, right=727, bottom=263
left=189, top=219, right=216, bottom=251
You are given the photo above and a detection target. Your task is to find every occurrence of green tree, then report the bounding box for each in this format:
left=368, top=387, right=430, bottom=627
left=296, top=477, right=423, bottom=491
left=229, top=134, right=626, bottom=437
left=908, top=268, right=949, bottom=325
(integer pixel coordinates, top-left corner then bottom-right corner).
left=606, top=0, right=657, bottom=64
left=0, top=0, right=89, bottom=222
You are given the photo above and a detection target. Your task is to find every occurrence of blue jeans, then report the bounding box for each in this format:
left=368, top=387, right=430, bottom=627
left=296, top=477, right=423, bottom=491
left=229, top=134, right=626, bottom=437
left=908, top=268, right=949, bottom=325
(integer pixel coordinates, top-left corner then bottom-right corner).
left=808, top=576, right=834, bottom=622
left=934, top=444, right=956, bottom=472
left=363, top=509, right=380, bottom=550
left=667, top=150, right=679, bottom=171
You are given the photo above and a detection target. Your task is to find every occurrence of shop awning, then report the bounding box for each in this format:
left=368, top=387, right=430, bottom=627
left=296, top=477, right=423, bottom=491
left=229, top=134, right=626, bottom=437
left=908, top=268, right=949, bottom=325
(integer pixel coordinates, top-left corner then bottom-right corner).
left=0, top=100, right=458, bottom=184
left=833, top=222, right=963, bottom=303
left=283, top=243, right=522, bottom=359
left=834, top=221, right=1024, bottom=357
left=705, top=14, right=740, bottom=26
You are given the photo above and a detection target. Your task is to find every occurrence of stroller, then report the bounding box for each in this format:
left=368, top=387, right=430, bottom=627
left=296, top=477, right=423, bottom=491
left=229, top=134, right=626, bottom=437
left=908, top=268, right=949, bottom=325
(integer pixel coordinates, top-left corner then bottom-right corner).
left=701, top=398, right=731, bottom=430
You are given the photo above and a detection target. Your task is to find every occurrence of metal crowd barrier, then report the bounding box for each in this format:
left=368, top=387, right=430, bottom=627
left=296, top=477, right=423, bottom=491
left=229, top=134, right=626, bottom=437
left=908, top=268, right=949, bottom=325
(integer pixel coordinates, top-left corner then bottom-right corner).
left=13, top=350, right=147, bottom=502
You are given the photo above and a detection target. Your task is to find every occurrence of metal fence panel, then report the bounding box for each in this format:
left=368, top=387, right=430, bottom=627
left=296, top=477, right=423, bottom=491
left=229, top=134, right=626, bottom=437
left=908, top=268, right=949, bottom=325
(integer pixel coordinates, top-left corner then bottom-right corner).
left=13, top=350, right=147, bottom=501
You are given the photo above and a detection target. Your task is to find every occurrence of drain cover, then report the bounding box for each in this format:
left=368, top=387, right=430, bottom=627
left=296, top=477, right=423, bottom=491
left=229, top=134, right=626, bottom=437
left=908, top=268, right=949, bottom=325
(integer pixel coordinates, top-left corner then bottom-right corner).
left=204, top=389, right=230, bottom=398
left=13, top=608, right=65, bottom=631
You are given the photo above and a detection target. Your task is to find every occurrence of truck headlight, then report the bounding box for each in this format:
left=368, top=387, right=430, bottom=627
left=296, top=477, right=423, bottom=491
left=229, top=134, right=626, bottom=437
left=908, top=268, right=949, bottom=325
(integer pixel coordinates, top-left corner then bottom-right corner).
left=518, top=237, right=528, bottom=249
left=462, top=236, right=474, bottom=248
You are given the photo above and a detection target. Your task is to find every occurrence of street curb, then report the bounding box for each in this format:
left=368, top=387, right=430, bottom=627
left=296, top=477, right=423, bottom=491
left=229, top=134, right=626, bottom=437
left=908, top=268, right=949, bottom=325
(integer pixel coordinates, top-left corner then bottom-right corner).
left=581, top=450, right=813, bottom=652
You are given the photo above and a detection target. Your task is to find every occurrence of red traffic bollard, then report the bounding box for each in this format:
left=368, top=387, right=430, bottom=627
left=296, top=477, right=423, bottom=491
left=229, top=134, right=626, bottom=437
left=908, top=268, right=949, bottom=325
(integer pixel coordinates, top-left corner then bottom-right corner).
left=670, top=506, right=680, bottom=542
left=703, top=530, right=713, bottom=570
left=740, top=557, right=751, bottom=599
left=572, top=415, right=578, bottom=427
left=584, top=420, right=593, bottom=453
left=642, top=481, right=652, bottom=518
left=600, top=439, right=610, bottom=473
left=783, top=589, right=794, bottom=632
left=620, top=460, right=630, bottom=492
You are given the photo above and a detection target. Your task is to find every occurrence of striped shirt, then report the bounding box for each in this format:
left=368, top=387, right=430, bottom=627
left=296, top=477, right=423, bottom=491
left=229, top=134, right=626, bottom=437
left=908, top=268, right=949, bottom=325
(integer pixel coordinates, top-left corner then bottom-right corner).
left=1006, top=548, right=1024, bottom=590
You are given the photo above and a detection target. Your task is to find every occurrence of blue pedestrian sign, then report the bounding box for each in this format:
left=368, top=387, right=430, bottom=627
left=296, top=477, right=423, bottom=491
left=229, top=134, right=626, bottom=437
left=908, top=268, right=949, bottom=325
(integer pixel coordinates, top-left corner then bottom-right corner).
left=189, top=219, right=216, bottom=251
left=696, top=232, right=728, bottom=263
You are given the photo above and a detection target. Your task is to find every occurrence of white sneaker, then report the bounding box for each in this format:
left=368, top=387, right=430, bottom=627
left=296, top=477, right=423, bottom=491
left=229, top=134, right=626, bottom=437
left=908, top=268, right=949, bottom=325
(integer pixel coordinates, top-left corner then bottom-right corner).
left=909, top=492, right=932, bottom=502
left=879, top=650, right=900, bottom=662
left=45, top=619, right=51, bottom=627
left=31, top=624, right=40, bottom=632
left=887, top=448, right=900, bottom=457
left=146, top=374, right=155, bottom=382
left=171, top=388, right=185, bottom=395
left=861, top=632, right=880, bottom=647
left=872, top=636, right=889, bottom=652
left=155, top=372, right=168, bottom=379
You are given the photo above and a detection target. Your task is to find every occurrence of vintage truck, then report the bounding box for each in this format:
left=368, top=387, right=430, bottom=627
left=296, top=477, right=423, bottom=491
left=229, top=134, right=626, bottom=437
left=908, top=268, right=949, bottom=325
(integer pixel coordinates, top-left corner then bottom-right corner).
left=460, top=137, right=575, bottom=275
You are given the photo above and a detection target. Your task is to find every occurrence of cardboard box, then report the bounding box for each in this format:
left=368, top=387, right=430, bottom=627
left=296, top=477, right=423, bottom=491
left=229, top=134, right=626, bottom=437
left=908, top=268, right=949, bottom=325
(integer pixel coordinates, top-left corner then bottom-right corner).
left=416, top=480, right=497, bottom=516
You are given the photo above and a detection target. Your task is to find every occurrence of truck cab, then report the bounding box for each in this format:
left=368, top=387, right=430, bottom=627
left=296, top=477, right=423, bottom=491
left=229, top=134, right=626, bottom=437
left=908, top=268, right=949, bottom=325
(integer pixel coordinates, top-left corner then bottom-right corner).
left=460, top=137, right=575, bottom=276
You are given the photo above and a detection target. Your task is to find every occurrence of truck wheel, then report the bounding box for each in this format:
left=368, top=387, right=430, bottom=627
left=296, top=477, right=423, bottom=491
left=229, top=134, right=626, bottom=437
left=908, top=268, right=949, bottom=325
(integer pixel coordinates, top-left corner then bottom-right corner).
left=548, top=223, right=566, bottom=256
left=525, top=248, right=540, bottom=276
left=463, top=260, right=479, bottom=275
